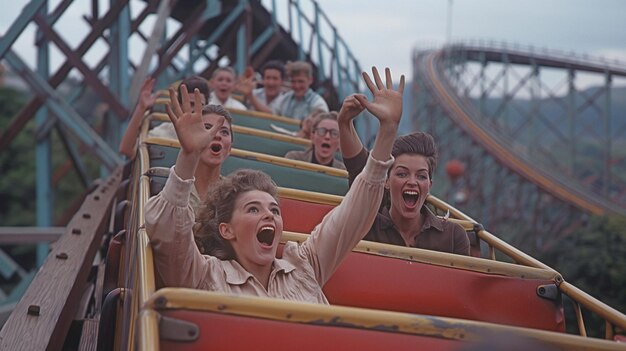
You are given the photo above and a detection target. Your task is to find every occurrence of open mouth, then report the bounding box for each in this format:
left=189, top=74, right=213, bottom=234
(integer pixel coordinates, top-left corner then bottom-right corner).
left=402, top=190, right=419, bottom=207
left=210, top=143, right=222, bottom=153
left=320, top=142, right=331, bottom=150
left=256, top=226, right=275, bottom=247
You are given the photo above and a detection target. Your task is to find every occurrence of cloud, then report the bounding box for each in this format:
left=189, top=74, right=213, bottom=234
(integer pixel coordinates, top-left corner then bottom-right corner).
left=316, top=0, right=626, bottom=82
left=314, top=3, right=443, bottom=78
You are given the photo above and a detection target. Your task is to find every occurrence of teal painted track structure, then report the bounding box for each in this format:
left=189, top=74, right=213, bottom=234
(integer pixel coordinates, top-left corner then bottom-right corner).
left=1, top=1, right=626, bottom=346
left=0, top=0, right=362, bottom=323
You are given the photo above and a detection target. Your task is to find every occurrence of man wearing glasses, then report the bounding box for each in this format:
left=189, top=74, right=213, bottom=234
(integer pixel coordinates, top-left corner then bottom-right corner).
left=285, top=112, right=346, bottom=170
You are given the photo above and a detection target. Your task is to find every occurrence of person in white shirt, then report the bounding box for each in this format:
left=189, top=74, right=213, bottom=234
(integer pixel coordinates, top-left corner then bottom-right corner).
left=239, top=61, right=287, bottom=114
left=209, top=67, right=248, bottom=110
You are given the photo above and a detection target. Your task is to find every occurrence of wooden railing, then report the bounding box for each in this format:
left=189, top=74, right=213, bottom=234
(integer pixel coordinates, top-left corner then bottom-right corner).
left=0, top=168, right=122, bottom=350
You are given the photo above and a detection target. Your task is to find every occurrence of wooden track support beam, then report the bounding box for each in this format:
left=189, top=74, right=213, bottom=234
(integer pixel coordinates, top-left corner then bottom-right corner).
left=0, top=167, right=122, bottom=351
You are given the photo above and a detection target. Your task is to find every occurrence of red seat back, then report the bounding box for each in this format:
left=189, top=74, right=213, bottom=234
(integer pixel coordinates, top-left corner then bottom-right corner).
left=324, top=251, right=565, bottom=332
left=279, top=197, right=334, bottom=233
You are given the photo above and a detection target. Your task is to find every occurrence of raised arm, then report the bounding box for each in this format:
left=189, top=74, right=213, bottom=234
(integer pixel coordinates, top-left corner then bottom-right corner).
left=166, top=84, right=224, bottom=179
left=118, top=77, right=157, bottom=159
left=145, top=84, right=225, bottom=288
left=341, top=67, right=405, bottom=185
left=337, top=94, right=366, bottom=159
left=356, top=67, right=405, bottom=161
left=302, top=67, right=405, bottom=285
left=237, top=74, right=273, bottom=113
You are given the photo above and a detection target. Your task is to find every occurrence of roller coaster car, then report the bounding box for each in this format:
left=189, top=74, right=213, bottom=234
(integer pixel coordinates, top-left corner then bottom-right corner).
left=111, top=107, right=626, bottom=351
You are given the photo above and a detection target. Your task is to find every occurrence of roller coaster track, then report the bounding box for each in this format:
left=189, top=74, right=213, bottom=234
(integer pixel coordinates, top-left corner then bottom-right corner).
left=416, top=46, right=626, bottom=217
left=445, top=42, right=626, bottom=77
left=2, top=4, right=626, bottom=349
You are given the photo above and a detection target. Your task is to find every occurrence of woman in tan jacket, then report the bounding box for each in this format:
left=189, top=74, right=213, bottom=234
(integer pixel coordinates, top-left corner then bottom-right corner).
left=145, top=67, right=404, bottom=303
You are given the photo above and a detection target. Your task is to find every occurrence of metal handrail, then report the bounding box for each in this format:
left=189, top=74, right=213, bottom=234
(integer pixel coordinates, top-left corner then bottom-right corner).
left=129, top=118, right=159, bottom=350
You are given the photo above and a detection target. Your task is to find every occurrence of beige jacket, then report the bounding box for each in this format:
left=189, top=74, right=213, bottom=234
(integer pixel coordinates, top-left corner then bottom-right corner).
left=145, top=155, right=392, bottom=303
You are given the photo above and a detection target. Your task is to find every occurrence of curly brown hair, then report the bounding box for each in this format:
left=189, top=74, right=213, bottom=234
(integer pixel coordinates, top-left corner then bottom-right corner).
left=194, top=169, right=278, bottom=259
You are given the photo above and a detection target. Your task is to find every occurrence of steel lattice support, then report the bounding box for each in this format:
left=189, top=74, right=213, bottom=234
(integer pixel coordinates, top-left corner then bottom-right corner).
left=415, top=74, right=573, bottom=252
left=34, top=1, right=51, bottom=267
left=446, top=43, right=626, bottom=203
left=0, top=0, right=363, bottom=312
left=413, top=44, right=626, bottom=253
left=0, top=0, right=365, bottom=226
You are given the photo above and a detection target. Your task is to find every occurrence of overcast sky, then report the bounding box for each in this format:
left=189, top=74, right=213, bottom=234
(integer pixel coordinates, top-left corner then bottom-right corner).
left=316, top=0, right=626, bottom=78
left=2, top=0, right=625, bottom=81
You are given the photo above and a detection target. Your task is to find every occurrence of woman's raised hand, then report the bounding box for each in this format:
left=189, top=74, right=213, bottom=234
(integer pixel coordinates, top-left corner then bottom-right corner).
left=166, top=84, right=224, bottom=154
left=138, top=77, right=158, bottom=109
left=338, top=94, right=366, bottom=125
left=354, top=67, right=405, bottom=127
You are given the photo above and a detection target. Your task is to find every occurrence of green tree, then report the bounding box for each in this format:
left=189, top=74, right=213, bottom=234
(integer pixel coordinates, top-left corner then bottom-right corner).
left=0, top=87, right=36, bottom=226
left=0, top=86, right=101, bottom=227
left=540, top=215, right=626, bottom=337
